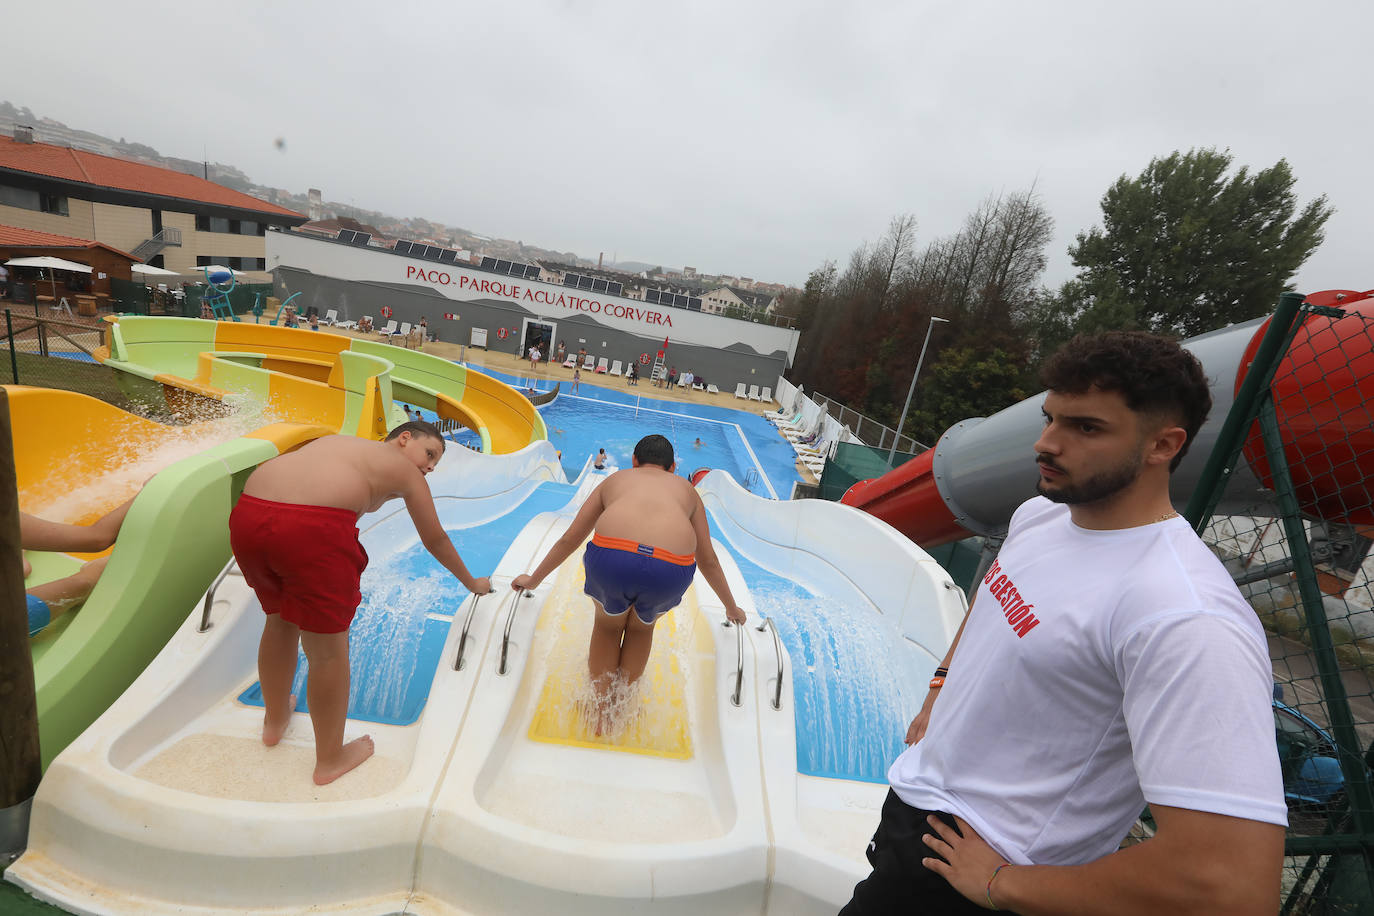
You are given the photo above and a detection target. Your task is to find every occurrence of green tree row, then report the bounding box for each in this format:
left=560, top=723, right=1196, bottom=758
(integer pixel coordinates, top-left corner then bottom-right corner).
left=779, top=148, right=1332, bottom=448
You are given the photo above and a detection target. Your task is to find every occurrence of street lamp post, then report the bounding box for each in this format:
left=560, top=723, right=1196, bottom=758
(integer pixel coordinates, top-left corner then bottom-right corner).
left=888, top=315, right=949, bottom=464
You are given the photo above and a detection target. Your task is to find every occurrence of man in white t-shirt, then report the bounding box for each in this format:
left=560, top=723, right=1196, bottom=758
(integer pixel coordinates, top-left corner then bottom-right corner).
left=843, top=331, right=1286, bottom=915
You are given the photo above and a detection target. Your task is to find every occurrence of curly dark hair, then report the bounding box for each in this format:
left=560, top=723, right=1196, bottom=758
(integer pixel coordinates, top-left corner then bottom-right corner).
left=633, top=434, right=675, bottom=470
left=1040, top=331, right=1211, bottom=471
left=385, top=419, right=446, bottom=449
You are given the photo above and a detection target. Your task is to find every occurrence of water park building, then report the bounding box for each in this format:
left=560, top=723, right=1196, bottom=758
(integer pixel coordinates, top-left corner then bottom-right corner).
left=267, top=228, right=800, bottom=397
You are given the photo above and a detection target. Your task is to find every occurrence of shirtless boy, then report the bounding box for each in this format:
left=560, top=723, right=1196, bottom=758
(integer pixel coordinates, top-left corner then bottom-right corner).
left=512, top=434, right=746, bottom=711
left=230, top=420, right=493, bottom=785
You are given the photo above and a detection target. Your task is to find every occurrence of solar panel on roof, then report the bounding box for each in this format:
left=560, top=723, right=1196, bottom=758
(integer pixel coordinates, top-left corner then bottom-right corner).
left=424, top=246, right=444, bottom=261
left=494, top=260, right=511, bottom=274
left=509, top=262, right=526, bottom=276
left=592, top=278, right=608, bottom=293
left=351, top=232, right=371, bottom=246
left=525, top=264, right=541, bottom=279
left=564, top=273, right=581, bottom=287
left=336, top=229, right=357, bottom=244
left=688, top=297, right=702, bottom=311
left=394, top=240, right=412, bottom=255
left=675, top=294, right=690, bottom=308
left=481, top=256, right=497, bottom=269
left=439, top=249, right=458, bottom=264
left=646, top=289, right=661, bottom=304
left=607, top=281, right=622, bottom=296
left=578, top=276, right=594, bottom=290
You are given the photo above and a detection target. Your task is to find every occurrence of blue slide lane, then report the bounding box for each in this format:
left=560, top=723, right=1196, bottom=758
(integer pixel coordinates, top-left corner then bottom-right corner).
left=239, top=481, right=577, bottom=726
left=723, top=528, right=922, bottom=785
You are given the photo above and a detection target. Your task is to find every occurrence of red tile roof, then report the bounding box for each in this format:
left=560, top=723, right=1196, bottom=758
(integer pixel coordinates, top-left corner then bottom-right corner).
left=0, top=223, right=137, bottom=259
left=0, top=136, right=304, bottom=219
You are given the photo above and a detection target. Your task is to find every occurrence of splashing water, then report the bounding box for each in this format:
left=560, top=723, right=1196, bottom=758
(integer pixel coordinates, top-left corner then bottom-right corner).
left=24, top=402, right=291, bottom=524
left=743, top=564, right=930, bottom=783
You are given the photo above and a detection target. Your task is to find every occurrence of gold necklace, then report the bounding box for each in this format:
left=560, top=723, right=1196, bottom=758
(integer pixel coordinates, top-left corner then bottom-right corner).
left=1156, top=509, right=1179, bottom=523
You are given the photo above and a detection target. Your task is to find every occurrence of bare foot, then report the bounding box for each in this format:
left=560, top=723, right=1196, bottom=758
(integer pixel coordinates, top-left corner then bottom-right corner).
left=262, top=694, right=297, bottom=747
left=313, top=735, right=375, bottom=785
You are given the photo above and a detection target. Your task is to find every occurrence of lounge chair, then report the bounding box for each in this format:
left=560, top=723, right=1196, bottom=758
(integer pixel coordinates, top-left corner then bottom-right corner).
left=771, top=410, right=804, bottom=430
left=706, top=384, right=719, bottom=395
left=678, top=374, right=690, bottom=388
left=336, top=317, right=357, bottom=329
left=761, top=387, right=772, bottom=403
left=563, top=354, right=577, bottom=368
left=693, top=380, right=705, bottom=391
left=323, top=309, right=338, bottom=326
left=596, top=357, right=609, bottom=374
left=378, top=320, right=398, bottom=337
left=397, top=322, right=412, bottom=339
left=747, top=385, right=761, bottom=401
left=734, top=383, right=748, bottom=399
left=608, top=360, right=623, bottom=376
left=583, top=354, right=596, bottom=371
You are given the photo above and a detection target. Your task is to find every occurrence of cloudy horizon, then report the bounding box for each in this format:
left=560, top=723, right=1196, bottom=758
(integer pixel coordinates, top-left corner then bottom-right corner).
left=8, top=0, right=1369, bottom=293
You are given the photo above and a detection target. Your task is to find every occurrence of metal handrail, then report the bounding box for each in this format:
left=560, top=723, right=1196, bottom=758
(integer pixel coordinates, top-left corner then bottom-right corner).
left=498, top=588, right=529, bottom=676
left=199, top=558, right=241, bottom=632
left=756, top=617, right=784, bottom=710
left=725, top=619, right=744, bottom=707
left=452, top=591, right=487, bottom=671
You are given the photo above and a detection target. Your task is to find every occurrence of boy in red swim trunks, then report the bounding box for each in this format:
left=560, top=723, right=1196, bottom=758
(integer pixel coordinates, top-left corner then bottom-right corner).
left=512, top=434, right=746, bottom=710
left=230, top=420, right=493, bottom=785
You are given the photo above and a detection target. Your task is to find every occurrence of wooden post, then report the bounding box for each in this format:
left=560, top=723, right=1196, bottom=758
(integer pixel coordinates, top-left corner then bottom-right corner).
left=0, top=386, right=41, bottom=850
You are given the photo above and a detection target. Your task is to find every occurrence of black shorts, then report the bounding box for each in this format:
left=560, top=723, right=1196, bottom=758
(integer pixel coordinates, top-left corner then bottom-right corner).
left=840, top=789, right=1003, bottom=915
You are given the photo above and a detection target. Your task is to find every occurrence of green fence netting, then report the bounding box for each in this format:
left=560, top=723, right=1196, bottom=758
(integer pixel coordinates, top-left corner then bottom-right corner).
left=1184, top=292, right=1374, bottom=913
left=818, top=441, right=922, bottom=502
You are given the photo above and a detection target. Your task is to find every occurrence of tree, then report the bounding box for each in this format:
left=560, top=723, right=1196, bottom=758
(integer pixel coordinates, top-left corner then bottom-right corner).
left=1067, top=148, right=1332, bottom=337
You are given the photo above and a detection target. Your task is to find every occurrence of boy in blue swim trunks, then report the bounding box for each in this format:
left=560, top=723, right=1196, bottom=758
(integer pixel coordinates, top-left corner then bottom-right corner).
left=512, top=434, right=746, bottom=708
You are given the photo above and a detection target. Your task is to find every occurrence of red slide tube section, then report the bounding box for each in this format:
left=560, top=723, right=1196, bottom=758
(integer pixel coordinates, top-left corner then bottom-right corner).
left=840, top=448, right=967, bottom=548
left=1240, top=289, right=1374, bottom=527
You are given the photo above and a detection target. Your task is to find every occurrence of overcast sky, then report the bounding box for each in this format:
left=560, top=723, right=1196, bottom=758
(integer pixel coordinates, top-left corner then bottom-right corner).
left=9, top=1, right=1370, bottom=292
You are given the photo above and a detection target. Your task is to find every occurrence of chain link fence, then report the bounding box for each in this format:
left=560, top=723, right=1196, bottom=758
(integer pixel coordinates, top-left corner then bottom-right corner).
left=0, top=309, right=149, bottom=414
left=1186, top=292, right=1374, bottom=913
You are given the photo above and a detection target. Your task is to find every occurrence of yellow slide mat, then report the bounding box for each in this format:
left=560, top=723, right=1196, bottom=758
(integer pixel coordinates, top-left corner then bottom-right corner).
left=527, top=544, right=694, bottom=760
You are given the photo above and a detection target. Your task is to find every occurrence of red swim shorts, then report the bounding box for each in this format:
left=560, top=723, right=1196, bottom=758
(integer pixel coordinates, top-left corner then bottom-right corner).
left=228, top=493, right=369, bottom=634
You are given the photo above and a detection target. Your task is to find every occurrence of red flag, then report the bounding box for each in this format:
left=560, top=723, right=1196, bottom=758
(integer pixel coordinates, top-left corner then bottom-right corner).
left=662, top=336, right=669, bottom=351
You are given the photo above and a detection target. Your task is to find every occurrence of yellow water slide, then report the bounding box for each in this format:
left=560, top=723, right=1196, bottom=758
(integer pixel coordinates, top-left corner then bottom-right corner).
left=10, top=384, right=331, bottom=768
left=94, top=316, right=546, bottom=451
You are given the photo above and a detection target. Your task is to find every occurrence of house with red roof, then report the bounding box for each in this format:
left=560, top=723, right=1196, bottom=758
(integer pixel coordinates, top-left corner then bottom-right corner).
left=0, top=127, right=306, bottom=284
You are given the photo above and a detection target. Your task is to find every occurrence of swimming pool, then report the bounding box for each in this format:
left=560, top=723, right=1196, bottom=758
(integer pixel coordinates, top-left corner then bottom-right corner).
left=443, top=364, right=804, bottom=498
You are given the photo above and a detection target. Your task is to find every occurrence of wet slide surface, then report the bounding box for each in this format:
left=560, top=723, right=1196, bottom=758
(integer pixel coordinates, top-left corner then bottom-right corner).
left=239, top=481, right=577, bottom=725
left=97, top=316, right=545, bottom=452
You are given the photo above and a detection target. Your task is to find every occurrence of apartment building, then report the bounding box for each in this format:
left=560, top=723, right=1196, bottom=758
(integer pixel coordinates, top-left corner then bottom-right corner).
left=0, top=128, right=306, bottom=282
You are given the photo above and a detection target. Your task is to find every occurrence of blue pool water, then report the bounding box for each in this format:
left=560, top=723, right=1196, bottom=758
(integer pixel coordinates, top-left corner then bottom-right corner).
left=239, top=482, right=577, bottom=725
left=450, top=364, right=802, bottom=497
left=727, top=546, right=926, bottom=784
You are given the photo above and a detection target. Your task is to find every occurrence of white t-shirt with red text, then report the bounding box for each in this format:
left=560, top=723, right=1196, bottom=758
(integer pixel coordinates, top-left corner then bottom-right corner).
left=889, top=497, right=1286, bottom=866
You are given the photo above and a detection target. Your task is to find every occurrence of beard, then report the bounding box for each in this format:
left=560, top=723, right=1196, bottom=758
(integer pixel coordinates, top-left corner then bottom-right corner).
left=1035, top=453, right=1143, bottom=505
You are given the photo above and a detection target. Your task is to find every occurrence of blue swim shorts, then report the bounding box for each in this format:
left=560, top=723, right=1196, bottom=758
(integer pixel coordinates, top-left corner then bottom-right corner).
left=27, top=592, right=51, bottom=637
left=583, top=534, right=697, bottom=625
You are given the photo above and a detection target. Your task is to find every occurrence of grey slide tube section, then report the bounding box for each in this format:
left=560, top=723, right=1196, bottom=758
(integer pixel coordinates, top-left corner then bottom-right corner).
left=930, top=317, right=1271, bottom=538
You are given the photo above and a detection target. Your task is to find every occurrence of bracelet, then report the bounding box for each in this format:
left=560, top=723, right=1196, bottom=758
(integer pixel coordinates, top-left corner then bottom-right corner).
left=928, top=676, right=945, bottom=689
left=987, top=862, right=1012, bottom=910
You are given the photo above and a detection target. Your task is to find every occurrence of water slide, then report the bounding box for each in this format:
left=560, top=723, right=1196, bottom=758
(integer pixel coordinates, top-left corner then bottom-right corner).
left=9, top=448, right=966, bottom=914
left=10, top=385, right=333, bottom=770
left=843, top=290, right=1374, bottom=545
left=95, top=315, right=546, bottom=453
